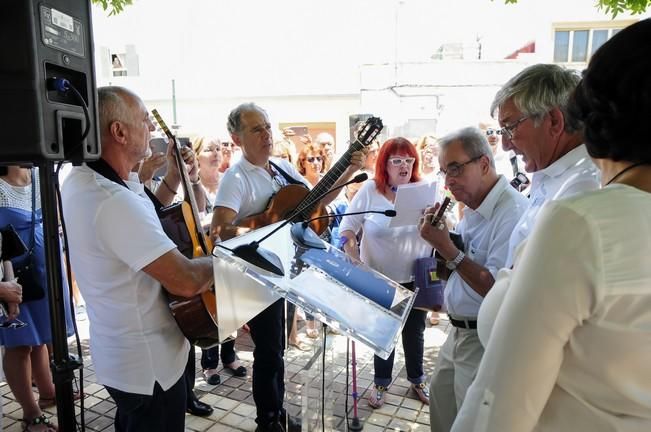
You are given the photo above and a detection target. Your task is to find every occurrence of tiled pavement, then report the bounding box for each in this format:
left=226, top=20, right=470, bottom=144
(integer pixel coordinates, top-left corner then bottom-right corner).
left=1, top=311, right=451, bottom=431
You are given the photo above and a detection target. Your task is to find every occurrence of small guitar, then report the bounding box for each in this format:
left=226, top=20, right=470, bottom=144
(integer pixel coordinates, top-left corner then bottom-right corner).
left=151, top=110, right=220, bottom=348
left=238, top=117, right=384, bottom=233
left=429, top=197, right=459, bottom=281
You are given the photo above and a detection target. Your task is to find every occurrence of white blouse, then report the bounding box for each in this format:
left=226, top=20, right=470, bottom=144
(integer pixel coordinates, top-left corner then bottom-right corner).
left=338, top=180, right=431, bottom=283
left=453, top=184, right=651, bottom=432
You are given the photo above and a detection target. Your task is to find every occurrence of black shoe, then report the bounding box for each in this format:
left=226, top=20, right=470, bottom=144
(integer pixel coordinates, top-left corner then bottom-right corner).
left=255, top=421, right=285, bottom=432
left=281, top=415, right=302, bottom=432
left=186, top=398, right=213, bottom=417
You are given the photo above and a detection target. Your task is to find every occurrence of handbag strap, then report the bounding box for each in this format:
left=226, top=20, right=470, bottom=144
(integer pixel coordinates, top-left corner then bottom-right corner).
left=25, top=168, right=36, bottom=256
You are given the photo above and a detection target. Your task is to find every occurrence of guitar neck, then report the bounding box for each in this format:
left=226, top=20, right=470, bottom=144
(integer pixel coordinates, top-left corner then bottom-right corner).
left=293, top=144, right=355, bottom=215
left=151, top=110, right=209, bottom=253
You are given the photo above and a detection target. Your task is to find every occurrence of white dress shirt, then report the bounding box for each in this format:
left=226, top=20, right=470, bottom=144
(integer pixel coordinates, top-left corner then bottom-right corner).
left=445, top=176, right=527, bottom=317
left=505, top=145, right=599, bottom=267
left=453, top=184, right=651, bottom=432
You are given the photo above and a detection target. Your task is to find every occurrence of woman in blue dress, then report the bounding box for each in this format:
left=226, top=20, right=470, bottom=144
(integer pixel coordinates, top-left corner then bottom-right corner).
left=0, top=165, right=73, bottom=431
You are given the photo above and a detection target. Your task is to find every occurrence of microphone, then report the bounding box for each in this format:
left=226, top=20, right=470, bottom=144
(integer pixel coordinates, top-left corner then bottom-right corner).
left=225, top=172, right=370, bottom=276
left=290, top=209, right=397, bottom=249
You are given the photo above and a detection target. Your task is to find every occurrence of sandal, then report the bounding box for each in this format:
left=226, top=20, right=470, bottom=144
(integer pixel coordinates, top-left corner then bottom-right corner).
left=412, top=382, right=430, bottom=405
left=22, top=414, right=58, bottom=431
left=367, top=385, right=387, bottom=409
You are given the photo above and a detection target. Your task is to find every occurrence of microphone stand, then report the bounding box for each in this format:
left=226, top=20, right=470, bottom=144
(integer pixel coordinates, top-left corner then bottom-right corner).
left=290, top=210, right=396, bottom=249
left=222, top=173, right=369, bottom=276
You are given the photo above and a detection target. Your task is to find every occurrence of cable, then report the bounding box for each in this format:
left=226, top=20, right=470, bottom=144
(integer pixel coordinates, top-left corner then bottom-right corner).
left=54, top=161, right=86, bottom=431
left=345, top=339, right=350, bottom=430
left=321, top=324, right=326, bottom=432
left=46, top=77, right=92, bottom=151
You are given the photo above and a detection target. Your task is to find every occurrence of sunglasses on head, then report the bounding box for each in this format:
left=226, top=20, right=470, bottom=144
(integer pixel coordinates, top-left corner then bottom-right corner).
left=388, top=157, right=415, bottom=167
left=485, top=129, right=502, bottom=136
left=306, top=156, right=322, bottom=163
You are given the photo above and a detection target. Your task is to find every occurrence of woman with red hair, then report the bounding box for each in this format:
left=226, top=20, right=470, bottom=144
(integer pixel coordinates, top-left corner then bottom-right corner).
left=339, top=137, right=432, bottom=408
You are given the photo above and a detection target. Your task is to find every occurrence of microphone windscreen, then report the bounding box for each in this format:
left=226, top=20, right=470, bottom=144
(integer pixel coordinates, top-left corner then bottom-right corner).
left=353, top=172, right=368, bottom=183
left=384, top=210, right=397, bottom=217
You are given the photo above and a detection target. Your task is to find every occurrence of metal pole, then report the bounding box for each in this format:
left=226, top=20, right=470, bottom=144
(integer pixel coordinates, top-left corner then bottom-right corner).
left=39, top=163, right=82, bottom=431
left=172, top=78, right=178, bottom=125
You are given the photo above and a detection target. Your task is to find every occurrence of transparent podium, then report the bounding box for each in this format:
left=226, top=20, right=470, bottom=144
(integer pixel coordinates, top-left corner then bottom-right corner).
left=212, top=221, right=416, bottom=431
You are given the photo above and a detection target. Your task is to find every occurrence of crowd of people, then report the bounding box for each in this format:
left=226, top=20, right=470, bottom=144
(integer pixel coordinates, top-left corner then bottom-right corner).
left=2, top=17, right=650, bottom=432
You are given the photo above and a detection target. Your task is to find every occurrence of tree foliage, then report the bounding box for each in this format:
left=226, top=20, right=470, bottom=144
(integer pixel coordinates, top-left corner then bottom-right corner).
left=91, top=0, right=133, bottom=16
left=96, top=0, right=650, bottom=18
left=503, top=0, right=650, bottom=17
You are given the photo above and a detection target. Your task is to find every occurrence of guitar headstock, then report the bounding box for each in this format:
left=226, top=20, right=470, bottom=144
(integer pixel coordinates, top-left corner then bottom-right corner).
left=430, top=196, right=454, bottom=227
left=354, top=116, right=383, bottom=148
left=151, top=109, right=175, bottom=141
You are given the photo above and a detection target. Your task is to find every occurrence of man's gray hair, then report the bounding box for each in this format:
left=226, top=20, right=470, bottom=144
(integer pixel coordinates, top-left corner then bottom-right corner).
left=98, top=86, right=133, bottom=135
left=439, top=127, right=495, bottom=168
left=490, top=64, right=582, bottom=133
left=227, top=102, right=268, bottom=135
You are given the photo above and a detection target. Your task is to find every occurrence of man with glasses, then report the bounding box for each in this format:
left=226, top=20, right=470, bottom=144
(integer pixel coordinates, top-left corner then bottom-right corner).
left=418, top=127, right=527, bottom=432
left=491, top=63, right=600, bottom=267
left=211, top=103, right=366, bottom=432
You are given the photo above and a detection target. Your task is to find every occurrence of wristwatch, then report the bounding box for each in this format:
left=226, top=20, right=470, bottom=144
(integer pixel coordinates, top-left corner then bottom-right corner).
left=446, top=251, right=465, bottom=270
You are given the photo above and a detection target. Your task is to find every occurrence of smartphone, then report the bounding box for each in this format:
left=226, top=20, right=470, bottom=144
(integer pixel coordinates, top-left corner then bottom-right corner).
left=288, top=126, right=309, bottom=136
left=148, top=138, right=169, bottom=178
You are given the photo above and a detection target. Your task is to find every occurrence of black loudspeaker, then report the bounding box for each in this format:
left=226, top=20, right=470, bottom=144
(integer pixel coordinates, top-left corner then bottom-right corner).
left=0, top=0, right=100, bottom=163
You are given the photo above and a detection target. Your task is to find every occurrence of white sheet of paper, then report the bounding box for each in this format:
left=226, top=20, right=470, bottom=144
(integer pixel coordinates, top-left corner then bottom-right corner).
left=389, top=180, right=439, bottom=228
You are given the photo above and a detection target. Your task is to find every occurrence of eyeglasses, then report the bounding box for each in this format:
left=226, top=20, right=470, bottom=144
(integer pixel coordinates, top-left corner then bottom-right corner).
left=439, top=156, right=482, bottom=177
left=485, top=128, right=502, bottom=137
left=388, top=157, right=416, bottom=167
left=306, top=156, right=322, bottom=163
left=500, top=116, right=529, bottom=139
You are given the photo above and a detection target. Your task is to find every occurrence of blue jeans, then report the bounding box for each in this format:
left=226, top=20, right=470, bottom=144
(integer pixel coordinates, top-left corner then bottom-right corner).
left=373, top=307, right=427, bottom=387
left=105, top=375, right=186, bottom=432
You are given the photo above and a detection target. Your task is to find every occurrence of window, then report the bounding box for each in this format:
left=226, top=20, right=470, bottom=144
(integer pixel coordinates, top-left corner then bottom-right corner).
left=552, top=22, right=633, bottom=63
left=111, top=53, right=127, bottom=77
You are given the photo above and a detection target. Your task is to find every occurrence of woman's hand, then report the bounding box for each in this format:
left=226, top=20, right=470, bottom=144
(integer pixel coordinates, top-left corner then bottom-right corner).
left=138, top=151, right=167, bottom=184
left=0, top=279, right=22, bottom=304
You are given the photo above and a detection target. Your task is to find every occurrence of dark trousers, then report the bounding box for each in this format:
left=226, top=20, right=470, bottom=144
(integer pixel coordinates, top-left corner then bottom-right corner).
left=248, top=298, right=286, bottom=426
left=105, top=375, right=186, bottom=432
left=185, top=346, right=199, bottom=404
left=374, top=307, right=427, bottom=387
left=201, top=339, right=237, bottom=370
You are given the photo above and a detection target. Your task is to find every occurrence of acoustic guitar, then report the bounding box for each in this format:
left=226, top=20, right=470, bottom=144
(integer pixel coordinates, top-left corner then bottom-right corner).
left=238, top=117, right=384, bottom=233
left=151, top=110, right=220, bottom=348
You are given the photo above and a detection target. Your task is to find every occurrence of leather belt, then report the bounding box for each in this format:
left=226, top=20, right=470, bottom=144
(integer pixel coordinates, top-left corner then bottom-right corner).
left=449, top=317, right=478, bottom=329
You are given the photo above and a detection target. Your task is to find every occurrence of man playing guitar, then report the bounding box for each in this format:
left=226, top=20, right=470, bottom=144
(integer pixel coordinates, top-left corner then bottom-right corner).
left=211, top=102, right=366, bottom=432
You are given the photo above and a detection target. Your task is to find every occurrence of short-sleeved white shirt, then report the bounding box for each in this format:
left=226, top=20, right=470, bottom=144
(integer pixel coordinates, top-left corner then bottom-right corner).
left=445, top=176, right=528, bottom=317
left=61, top=165, right=188, bottom=395
left=505, top=145, right=600, bottom=267
left=214, top=157, right=308, bottom=221
left=338, top=180, right=432, bottom=283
